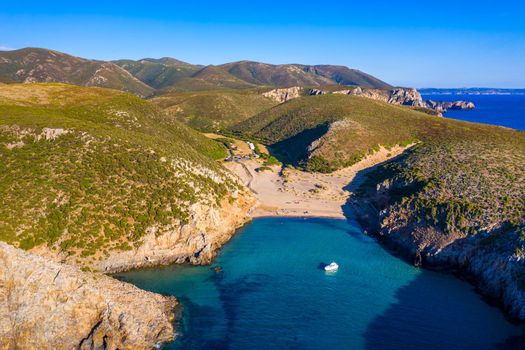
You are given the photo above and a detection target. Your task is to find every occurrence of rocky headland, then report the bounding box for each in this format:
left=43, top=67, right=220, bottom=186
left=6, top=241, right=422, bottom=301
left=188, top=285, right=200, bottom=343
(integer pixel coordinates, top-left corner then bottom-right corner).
left=261, top=86, right=475, bottom=114
left=351, top=144, right=525, bottom=320
left=0, top=242, right=177, bottom=349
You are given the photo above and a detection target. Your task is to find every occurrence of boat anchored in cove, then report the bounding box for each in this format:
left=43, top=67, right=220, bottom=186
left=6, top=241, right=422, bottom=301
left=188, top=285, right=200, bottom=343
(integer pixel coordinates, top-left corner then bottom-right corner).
left=324, top=262, right=339, bottom=272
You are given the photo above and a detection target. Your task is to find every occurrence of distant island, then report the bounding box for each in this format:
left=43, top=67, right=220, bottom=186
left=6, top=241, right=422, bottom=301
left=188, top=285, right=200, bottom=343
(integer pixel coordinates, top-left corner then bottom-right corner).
left=419, top=88, right=525, bottom=95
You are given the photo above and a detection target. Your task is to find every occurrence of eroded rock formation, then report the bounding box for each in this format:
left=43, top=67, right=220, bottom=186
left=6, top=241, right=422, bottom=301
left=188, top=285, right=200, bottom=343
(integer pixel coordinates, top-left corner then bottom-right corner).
left=0, top=242, right=177, bottom=349
left=262, top=86, right=303, bottom=103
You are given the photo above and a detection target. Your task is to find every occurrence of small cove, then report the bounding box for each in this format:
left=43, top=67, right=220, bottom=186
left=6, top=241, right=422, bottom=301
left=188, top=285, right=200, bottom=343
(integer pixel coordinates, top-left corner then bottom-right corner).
left=116, top=217, right=525, bottom=349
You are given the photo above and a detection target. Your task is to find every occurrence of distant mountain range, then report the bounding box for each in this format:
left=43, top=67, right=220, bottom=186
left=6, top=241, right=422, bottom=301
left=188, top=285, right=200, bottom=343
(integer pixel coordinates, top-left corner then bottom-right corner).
left=419, top=88, right=525, bottom=95
left=0, top=48, right=155, bottom=96
left=0, top=48, right=391, bottom=96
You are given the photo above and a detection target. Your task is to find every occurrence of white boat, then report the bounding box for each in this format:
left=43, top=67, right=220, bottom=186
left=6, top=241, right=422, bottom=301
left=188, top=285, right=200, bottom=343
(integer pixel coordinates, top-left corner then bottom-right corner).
left=324, top=262, right=339, bottom=272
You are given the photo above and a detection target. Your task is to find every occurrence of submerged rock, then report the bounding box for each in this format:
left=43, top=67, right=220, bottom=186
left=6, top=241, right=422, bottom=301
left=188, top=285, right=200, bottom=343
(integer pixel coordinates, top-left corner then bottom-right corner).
left=0, top=242, right=177, bottom=349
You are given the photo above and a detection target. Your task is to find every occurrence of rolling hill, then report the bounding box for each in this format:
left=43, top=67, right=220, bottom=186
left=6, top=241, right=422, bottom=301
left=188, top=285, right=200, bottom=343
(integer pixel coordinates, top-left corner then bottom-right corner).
left=1, top=48, right=392, bottom=94
left=0, top=48, right=154, bottom=96
left=220, top=61, right=391, bottom=88
left=150, top=89, right=277, bottom=131
left=112, top=57, right=203, bottom=89
left=0, top=83, right=253, bottom=271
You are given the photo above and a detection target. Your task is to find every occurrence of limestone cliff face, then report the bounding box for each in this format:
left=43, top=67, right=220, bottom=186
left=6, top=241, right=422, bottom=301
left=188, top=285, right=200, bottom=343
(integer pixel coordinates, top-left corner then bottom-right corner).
left=95, top=192, right=257, bottom=273
left=0, top=242, right=177, bottom=349
left=334, top=86, right=427, bottom=107
left=427, top=100, right=476, bottom=112
left=262, top=86, right=303, bottom=103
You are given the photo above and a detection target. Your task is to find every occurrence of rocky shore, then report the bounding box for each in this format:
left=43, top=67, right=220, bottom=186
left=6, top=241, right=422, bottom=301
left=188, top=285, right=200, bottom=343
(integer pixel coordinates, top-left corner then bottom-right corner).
left=0, top=190, right=256, bottom=348
left=94, top=193, right=256, bottom=273
left=351, top=179, right=525, bottom=321
left=0, top=242, right=177, bottom=349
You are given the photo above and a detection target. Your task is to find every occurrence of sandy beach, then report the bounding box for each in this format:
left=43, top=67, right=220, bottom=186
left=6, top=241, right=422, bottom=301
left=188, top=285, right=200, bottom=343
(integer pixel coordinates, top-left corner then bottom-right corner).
left=224, top=145, right=411, bottom=218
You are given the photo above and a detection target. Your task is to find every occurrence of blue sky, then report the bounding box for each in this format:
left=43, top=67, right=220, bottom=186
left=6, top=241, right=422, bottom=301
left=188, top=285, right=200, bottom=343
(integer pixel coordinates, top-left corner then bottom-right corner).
left=1, top=0, right=524, bottom=87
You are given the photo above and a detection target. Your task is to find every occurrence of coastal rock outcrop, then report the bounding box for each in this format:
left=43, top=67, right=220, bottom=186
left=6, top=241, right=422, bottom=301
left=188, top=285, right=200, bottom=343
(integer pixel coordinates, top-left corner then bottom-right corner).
left=95, top=192, right=256, bottom=273
left=269, top=85, right=475, bottom=113
left=427, top=100, right=476, bottom=112
left=353, top=173, right=525, bottom=320
left=0, top=242, right=177, bottom=349
left=262, top=86, right=303, bottom=103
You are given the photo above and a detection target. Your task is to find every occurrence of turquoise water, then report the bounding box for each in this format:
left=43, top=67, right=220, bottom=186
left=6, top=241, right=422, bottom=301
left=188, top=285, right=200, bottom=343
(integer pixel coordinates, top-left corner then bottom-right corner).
left=116, top=218, right=525, bottom=349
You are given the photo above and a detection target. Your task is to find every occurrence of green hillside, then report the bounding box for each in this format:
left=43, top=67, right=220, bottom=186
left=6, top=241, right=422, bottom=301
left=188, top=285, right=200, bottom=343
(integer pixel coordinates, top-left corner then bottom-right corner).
left=0, top=83, right=238, bottom=264
left=230, top=94, right=431, bottom=169
left=151, top=89, right=277, bottom=131
left=220, top=61, right=391, bottom=88
left=0, top=48, right=154, bottom=97
left=113, top=58, right=202, bottom=89
left=231, top=92, right=524, bottom=261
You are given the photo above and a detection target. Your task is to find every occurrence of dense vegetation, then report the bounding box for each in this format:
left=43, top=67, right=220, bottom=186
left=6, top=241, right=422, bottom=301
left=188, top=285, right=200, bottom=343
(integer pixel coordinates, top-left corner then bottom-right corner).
left=356, top=131, right=524, bottom=239
left=151, top=89, right=277, bottom=131
left=0, top=83, right=238, bottom=264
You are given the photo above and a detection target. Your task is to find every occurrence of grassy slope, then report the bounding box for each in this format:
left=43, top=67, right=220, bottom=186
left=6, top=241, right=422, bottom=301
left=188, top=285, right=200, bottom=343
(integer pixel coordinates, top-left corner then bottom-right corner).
left=151, top=89, right=277, bottom=132
left=0, top=83, right=235, bottom=264
left=231, top=94, right=429, bottom=168
left=232, top=92, right=524, bottom=273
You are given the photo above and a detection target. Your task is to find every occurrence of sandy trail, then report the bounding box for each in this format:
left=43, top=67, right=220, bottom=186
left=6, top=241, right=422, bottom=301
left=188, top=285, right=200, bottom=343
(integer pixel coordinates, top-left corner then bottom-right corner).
left=224, top=145, right=411, bottom=218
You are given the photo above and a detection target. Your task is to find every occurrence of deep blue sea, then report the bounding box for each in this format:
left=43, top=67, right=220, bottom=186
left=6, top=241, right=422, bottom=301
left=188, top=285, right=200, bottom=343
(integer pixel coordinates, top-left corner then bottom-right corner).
left=116, top=218, right=525, bottom=349
left=421, top=94, right=525, bottom=130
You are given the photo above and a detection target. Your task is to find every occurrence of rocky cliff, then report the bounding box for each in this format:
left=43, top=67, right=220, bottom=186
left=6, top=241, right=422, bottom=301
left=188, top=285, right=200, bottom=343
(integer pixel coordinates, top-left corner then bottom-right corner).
left=427, top=100, right=476, bottom=112
left=0, top=242, right=177, bottom=349
left=352, top=134, right=525, bottom=320
left=262, top=86, right=303, bottom=103
left=260, top=86, right=473, bottom=114
left=94, top=192, right=256, bottom=273
left=353, top=182, right=525, bottom=320
left=260, top=85, right=476, bottom=114
left=331, top=86, right=476, bottom=111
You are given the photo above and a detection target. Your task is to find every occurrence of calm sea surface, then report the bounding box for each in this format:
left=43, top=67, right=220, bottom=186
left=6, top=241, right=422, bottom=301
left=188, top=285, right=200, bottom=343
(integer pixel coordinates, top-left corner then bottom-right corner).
left=422, top=94, right=525, bottom=130
left=116, top=218, right=525, bottom=349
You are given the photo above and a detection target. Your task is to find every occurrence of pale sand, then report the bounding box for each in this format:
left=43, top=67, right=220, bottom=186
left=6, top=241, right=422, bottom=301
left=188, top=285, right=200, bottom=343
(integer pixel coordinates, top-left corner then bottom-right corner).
left=224, top=145, right=412, bottom=218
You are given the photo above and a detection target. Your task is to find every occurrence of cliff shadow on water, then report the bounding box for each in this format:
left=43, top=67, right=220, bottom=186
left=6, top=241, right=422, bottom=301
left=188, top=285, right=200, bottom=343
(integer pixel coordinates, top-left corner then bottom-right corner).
left=362, top=271, right=525, bottom=350
left=341, top=153, right=525, bottom=349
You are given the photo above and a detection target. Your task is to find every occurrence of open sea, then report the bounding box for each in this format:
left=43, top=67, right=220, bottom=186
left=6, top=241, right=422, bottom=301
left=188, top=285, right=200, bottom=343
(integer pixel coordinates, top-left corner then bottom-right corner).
left=421, top=94, right=525, bottom=130
left=116, top=218, right=525, bottom=349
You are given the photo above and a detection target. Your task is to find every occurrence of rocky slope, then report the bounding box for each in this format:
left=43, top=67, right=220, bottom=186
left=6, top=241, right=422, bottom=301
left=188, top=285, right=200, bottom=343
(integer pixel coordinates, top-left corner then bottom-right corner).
left=0, top=48, right=154, bottom=97
left=0, top=242, right=177, bottom=349
left=261, top=86, right=303, bottom=103
left=352, top=131, right=525, bottom=320
left=0, top=83, right=255, bottom=272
